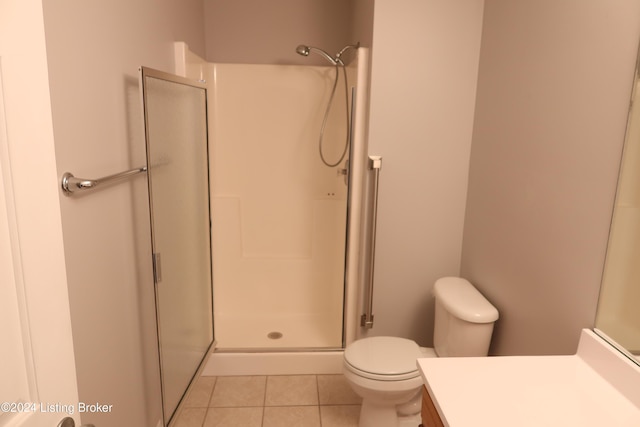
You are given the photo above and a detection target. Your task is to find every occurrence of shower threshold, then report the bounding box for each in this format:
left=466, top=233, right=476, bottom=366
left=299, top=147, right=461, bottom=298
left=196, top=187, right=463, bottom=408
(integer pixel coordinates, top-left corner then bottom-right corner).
left=202, top=348, right=344, bottom=376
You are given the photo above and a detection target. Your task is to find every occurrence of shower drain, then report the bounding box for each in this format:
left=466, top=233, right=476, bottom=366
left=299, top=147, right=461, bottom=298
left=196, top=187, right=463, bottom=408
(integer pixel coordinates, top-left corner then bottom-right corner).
left=267, top=331, right=283, bottom=340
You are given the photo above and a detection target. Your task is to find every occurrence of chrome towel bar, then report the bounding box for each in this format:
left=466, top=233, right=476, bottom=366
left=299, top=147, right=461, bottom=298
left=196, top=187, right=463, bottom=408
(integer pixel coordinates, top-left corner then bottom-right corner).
left=361, top=155, right=382, bottom=329
left=61, top=165, right=147, bottom=196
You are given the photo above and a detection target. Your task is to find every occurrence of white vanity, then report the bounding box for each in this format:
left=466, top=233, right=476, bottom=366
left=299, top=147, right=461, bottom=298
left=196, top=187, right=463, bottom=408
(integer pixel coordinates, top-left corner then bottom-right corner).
left=418, top=329, right=640, bottom=426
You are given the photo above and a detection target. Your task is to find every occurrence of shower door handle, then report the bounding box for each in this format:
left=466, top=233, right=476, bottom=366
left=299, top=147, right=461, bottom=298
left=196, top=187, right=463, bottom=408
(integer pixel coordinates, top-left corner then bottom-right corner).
left=153, top=252, right=162, bottom=283
left=361, top=156, right=382, bottom=329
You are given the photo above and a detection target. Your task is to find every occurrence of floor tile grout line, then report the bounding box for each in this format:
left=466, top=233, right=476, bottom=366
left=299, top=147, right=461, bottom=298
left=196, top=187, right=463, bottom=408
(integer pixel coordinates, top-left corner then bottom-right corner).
left=204, top=403, right=362, bottom=408
left=202, top=376, right=216, bottom=427
left=261, top=376, right=267, bottom=427
left=206, top=376, right=216, bottom=407
left=201, top=403, right=362, bottom=409
left=315, top=374, right=323, bottom=425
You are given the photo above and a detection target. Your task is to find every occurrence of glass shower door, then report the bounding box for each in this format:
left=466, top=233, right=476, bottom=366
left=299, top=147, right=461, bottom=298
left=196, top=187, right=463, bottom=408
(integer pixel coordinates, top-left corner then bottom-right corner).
left=140, top=67, right=213, bottom=425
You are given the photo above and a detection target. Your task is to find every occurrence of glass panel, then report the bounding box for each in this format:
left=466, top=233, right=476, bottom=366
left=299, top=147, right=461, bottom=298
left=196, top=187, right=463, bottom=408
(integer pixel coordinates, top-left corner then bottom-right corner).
left=596, top=51, right=640, bottom=365
left=141, top=68, right=213, bottom=423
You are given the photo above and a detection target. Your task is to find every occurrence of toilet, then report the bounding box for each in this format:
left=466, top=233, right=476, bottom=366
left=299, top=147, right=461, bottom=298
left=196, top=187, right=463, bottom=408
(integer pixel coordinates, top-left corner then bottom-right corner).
left=343, top=277, right=499, bottom=427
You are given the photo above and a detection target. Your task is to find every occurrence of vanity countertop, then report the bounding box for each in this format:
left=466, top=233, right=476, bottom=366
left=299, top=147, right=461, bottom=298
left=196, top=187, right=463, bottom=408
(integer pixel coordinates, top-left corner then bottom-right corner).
left=417, top=329, right=640, bottom=426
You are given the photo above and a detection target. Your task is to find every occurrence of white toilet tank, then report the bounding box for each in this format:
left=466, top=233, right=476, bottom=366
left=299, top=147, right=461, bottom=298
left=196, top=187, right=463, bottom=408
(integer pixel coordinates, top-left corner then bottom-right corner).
left=433, top=277, right=499, bottom=357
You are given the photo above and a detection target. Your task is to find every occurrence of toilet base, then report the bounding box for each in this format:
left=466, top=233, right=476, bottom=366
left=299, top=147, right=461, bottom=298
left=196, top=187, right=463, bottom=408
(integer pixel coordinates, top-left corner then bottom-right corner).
left=398, top=413, right=422, bottom=427
left=356, top=390, right=422, bottom=427
left=358, top=402, right=421, bottom=427
left=359, top=400, right=398, bottom=427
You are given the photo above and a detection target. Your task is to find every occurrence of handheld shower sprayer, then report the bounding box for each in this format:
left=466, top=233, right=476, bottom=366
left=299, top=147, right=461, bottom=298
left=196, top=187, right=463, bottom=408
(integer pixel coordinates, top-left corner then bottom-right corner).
left=296, top=45, right=338, bottom=65
left=295, top=45, right=310, bottom=56
left=295, top=42, right=360, bottom=168
left=295, top=43, right=360, bottom=66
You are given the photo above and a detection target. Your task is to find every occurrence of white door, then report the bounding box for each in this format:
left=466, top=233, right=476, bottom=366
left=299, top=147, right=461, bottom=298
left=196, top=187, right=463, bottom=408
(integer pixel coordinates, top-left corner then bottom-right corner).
left=0, top=62, right=81, bottom=427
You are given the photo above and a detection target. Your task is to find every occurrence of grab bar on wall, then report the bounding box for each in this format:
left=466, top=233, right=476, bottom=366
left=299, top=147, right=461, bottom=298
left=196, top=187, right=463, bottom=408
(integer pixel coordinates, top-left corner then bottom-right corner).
left=361, top=155, right=382, bottom=329
left=61, top=166, right=147, bottom=196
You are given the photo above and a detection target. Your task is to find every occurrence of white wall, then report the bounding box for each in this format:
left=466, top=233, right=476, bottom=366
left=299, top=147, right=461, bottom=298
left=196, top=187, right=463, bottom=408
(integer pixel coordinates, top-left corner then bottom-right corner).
left=461, top=0, right=640, bottom=355
left=40, top=1, right=206, bottom=426
left=363, top=0, right=484, bottom=346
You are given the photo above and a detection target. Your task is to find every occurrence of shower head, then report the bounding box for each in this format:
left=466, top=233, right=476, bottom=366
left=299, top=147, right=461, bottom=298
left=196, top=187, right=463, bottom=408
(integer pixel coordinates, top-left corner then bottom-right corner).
left=296, top=45, right=310, bottom=57
left=295, top=45, right=339, bottom=66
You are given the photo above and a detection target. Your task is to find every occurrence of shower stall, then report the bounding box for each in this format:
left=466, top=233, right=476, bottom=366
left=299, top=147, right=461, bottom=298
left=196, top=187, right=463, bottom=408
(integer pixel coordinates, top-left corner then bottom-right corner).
left=176, top=42, right=370, bottom=355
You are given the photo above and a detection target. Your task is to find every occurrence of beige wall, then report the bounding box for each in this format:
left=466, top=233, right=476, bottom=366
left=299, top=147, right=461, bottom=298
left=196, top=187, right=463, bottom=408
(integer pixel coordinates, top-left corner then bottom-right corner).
left=41, top=0, right=206, bottom=426
left=363, top=0, right=484, bottom=346
left=461, top=0, right=640, bottom=355
left=203, top=0, right=371, bottom=65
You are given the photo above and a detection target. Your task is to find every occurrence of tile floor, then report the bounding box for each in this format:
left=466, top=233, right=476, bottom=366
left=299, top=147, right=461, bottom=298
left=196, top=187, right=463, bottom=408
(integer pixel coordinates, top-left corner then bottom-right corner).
left=172, top=374, right=362, bottom=427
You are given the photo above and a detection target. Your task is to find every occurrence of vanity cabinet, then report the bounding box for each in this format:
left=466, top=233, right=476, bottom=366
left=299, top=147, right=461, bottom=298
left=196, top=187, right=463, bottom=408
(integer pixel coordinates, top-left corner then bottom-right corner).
left=417, top=331, right=640, bottom=426
left=421, top=385, right=444, bottom=427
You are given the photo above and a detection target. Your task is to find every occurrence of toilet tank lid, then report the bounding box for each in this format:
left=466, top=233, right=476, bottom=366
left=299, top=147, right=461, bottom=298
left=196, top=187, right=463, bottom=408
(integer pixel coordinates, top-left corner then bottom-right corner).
left=434, top=277, right=499, bottom=323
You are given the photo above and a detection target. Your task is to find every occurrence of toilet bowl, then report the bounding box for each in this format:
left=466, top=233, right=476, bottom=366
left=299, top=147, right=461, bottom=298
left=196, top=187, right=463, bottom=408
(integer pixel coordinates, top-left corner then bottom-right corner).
left=344, top=277, right=499, bottom=427
left=343, top=337, right=435, bottom=427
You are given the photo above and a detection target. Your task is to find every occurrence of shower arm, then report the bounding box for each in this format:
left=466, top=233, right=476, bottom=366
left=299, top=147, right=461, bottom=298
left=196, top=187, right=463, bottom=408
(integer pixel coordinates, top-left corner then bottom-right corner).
left=335, top=43, right=360, bottom=64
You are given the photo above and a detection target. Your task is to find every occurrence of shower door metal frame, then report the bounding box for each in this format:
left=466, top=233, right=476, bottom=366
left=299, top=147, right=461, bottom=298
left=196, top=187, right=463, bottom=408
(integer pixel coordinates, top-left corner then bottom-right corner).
left=140, top=66, right=215, bottom=426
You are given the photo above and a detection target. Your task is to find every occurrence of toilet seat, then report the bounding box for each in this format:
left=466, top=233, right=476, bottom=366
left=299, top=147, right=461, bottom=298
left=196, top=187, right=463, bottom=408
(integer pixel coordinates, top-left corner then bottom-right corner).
left=344, top=337, right=423, bottom=381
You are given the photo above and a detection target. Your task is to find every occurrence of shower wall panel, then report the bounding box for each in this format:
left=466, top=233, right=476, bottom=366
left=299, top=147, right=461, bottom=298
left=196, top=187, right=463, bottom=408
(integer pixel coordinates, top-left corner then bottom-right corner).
left=207, top=63, right=353, bottom=348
